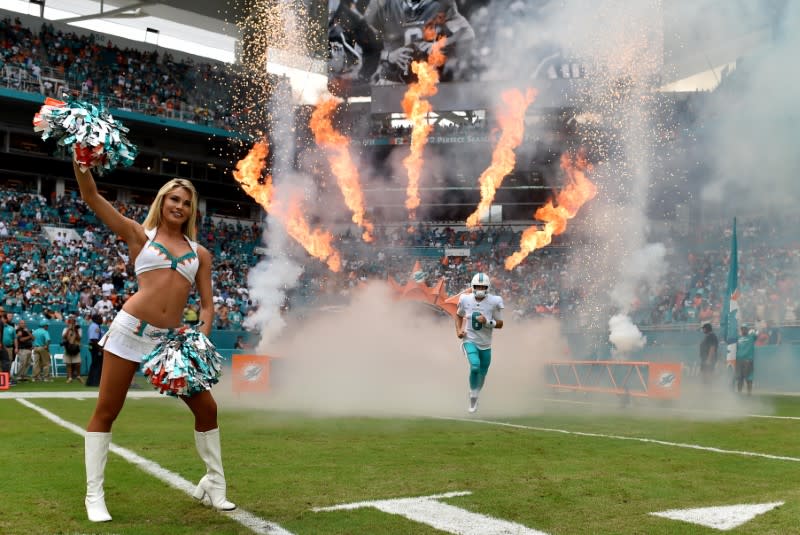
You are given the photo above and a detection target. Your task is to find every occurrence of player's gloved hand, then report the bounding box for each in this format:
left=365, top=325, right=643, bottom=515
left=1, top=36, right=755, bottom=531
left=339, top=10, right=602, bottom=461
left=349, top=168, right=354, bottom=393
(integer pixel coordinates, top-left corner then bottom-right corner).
left=416, top=40, right=434, bottom=55
left=457, top=330, right=465, bottom=339
left=383, top=46, right=414, bottom=72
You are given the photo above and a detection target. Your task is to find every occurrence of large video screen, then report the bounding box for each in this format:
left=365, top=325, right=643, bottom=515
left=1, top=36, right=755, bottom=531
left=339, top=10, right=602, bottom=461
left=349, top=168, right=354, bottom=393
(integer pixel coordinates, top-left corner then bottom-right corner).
left=327, top=0, right=569, bottom=95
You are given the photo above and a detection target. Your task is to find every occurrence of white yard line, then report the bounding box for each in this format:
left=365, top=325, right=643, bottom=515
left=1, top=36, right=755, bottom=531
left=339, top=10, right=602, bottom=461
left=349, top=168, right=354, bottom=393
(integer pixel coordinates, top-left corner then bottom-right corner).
left=537, top=396, right=800, bottom=421
left=16, top=399, right=294, bottom=535
left=314, top=491, right=548, bottom=535
left=436, top=416, right=800, bottom=463
left=8, top=392, right=800, bottom=464
left=6, top=391, right=800, bottom=420
left=650, top=502, right=785, bottom=531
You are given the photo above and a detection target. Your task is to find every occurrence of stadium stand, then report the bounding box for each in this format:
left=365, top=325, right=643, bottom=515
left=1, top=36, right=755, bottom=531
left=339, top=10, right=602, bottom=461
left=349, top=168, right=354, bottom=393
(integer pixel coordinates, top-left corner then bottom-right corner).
left=3, top=181, right=799, bottom=338
left=2, top=7, right=797, bottom=383
left=0, top=15, right=235, bottom=129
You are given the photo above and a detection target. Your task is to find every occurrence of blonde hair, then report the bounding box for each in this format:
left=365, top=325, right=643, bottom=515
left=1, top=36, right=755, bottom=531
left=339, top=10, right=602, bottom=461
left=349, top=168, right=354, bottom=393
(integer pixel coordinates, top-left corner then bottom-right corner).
left=142, top=178, right=199, bottom=240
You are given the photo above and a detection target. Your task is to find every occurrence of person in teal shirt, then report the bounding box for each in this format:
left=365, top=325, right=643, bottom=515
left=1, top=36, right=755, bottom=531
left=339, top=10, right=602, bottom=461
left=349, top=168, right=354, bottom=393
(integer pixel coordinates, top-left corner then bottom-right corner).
left=735, top=325, right=757, bottom=395
left=227, top=304, right=243, bottom=331
left=32, top=320, right=52, bottom=382
left=66, top=285, right=80, bottom=315
left=2, top=314, right=16, bottom=356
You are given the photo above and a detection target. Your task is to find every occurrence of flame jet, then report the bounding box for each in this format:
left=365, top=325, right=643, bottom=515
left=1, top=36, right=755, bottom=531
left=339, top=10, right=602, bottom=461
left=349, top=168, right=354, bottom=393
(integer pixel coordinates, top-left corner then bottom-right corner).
left=505, top=151, right=598, bottom=270
left=233, top=141, right=342, bottom=272
left=466, top=88, right=537, bottom=228
left=310, top=97, right=374, bottom=242
left=401, top=38, right=447, bottom=220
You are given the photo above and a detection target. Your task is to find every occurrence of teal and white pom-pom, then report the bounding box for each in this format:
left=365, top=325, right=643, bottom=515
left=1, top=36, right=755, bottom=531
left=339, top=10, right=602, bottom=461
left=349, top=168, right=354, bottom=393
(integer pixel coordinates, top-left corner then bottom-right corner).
left=141, top=328, right=224, bottom=397
left=33, top=97, right=138, bottom=175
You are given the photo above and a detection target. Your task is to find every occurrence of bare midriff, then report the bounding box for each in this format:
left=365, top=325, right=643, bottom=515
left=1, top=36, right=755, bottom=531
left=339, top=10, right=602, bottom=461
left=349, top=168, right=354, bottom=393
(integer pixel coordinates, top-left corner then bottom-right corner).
left=121, top=269, right=192, bottom=328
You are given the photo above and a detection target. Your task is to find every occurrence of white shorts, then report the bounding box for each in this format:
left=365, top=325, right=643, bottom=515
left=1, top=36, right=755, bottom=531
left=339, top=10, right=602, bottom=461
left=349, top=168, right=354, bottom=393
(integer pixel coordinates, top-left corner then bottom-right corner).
left=99, top=310, right=175, bottom=363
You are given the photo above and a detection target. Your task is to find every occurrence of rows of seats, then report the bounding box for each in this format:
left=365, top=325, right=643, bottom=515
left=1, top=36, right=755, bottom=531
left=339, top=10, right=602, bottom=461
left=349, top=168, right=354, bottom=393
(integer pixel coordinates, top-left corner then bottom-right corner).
left=1, top=15, right=236, bottom=129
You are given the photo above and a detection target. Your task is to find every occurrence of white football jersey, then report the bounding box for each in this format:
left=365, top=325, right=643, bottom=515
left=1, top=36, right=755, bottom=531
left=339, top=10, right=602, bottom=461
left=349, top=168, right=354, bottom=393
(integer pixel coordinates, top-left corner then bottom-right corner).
left=457, top=293, right=504, bottom=349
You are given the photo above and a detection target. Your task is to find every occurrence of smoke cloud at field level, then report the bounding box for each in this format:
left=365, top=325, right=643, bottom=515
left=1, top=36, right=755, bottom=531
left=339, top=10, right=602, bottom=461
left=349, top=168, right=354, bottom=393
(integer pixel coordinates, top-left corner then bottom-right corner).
left=225, top=283, right=566, bottom=417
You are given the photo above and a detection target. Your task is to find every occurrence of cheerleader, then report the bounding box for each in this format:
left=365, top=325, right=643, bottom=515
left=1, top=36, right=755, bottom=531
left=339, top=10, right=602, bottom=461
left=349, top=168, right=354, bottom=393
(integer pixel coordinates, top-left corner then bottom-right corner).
left=73, top=160, right=235, bottom=522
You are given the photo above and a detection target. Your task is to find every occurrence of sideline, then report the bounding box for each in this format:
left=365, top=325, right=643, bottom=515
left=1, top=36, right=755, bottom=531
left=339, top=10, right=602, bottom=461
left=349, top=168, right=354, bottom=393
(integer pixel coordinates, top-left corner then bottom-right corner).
left=17, top=398, right=294, bottom=535
left=5, top=391, right=800, bottom=422
left=436, top=415, right=800, bottom=463
left=536, top=396, right=800, bottom=421
left=1, top=390, right=160, bottom=399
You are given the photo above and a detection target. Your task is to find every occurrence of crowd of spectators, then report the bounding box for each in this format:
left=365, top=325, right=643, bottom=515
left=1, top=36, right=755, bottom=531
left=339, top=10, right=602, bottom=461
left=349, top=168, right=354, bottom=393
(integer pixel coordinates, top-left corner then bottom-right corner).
left=0, top=16, right=236, bottom=129
left=3, top=182, right=800, bottom=343
left=0, top=187, right=254, bottom=333
left=292, top=211, right=800, bottom=339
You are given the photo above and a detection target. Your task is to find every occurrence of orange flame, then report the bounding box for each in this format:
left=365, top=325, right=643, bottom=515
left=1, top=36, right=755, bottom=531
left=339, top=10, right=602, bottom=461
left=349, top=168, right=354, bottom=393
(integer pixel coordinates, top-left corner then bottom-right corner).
left=401, top=38, right=447, bottom=220
left=505, top=151, right=597, bottom=270
left=466, top=88, right=537, bottom=228
left=310, top=97, right=374, bottom=242
left=232, top=141, right=273, bottom=210
left=233, top=141, right=342, bottom=272
left=284, top=197, right=342, bottom=272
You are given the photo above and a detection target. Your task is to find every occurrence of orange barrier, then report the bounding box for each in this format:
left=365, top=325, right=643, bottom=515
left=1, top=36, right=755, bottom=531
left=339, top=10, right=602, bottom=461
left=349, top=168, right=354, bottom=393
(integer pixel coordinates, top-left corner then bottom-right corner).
left=231, top=354, right=271, bottom=393
left=0, top=372, right=9, bottom=390
left=545, top=360, right=682, bottom=400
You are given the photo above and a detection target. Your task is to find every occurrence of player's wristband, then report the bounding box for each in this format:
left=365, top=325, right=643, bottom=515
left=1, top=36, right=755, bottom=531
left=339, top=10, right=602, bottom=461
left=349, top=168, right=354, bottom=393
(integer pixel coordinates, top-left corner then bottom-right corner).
left=488, top=320, right=497, bottom=328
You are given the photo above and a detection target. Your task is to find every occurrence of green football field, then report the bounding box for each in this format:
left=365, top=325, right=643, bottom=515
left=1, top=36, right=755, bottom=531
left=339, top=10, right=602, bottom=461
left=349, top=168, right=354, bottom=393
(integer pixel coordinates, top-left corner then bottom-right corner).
left=3, top=376, right=800, bottom=535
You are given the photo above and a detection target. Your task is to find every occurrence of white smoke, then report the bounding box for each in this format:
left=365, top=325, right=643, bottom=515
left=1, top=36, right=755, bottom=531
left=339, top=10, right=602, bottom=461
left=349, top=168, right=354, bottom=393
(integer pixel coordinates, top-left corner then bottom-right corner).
left=227, top=282, right=567, bottom=417
left=607, top=243, right=666, bottom=357
left=663, top=1, right=800, bottom=216
left=245, top=74, right=305, bottom=351
left=608, top=313, right=647, bottom=357
left=244, top=248, right=303, bottom=353
left=610, top=242, right=668, bottom=313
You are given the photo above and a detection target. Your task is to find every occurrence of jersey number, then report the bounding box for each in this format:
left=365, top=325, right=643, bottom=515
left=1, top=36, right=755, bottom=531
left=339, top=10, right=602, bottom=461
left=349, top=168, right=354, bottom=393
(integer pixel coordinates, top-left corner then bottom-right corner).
left=471, top=311, right=483, bottom=331
left=404, top=27, right=423, bottom=46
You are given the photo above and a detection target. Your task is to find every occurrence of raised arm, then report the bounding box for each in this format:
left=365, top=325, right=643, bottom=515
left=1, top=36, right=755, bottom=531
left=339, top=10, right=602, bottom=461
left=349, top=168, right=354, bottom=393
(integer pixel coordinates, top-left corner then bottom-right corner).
left=73, top=160, right=143, bottom=245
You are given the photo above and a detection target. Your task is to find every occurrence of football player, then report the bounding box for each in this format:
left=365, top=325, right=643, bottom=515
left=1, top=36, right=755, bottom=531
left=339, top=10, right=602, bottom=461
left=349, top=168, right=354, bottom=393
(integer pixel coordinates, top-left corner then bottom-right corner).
left=328, top=0, right=381, bottom=82
left=365, top=0, right=475, bottom=84
left=456, top=272, right=504, bottom=413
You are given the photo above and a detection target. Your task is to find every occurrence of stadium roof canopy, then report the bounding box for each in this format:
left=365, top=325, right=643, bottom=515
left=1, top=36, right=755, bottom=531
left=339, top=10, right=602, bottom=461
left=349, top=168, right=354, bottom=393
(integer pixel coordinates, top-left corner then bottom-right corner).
left=2, top=0, right=246, bottom=62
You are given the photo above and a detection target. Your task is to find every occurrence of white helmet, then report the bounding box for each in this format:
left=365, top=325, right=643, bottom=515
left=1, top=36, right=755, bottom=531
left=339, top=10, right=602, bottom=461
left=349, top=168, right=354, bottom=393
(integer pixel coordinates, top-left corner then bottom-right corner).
left=471, top=272, right=490, bottom=299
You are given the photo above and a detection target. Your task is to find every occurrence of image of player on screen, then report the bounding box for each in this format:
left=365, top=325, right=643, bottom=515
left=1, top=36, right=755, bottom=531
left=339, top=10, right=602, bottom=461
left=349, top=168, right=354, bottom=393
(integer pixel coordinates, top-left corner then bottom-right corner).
left=364, top=0, right=475, bottom=85
left=328, top=0, right=382, bottom=83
